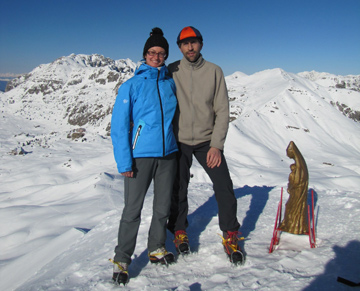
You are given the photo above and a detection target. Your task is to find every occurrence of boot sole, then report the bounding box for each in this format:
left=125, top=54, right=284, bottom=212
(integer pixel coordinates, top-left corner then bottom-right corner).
left=112, top=272, right=129, bottom=285
left=230, top=250, right=245, bottom=265
left=176, top=242, right=190, bottom=255
left=149, top=253, right=176, bottom=265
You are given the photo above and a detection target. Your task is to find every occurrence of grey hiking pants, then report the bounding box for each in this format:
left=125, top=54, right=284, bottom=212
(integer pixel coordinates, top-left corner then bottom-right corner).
left=114, top=153, right=177, bottom=264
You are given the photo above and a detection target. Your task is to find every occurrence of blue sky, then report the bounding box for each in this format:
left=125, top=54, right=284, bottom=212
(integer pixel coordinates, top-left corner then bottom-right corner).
left=1, top=0, right=359, bottom=76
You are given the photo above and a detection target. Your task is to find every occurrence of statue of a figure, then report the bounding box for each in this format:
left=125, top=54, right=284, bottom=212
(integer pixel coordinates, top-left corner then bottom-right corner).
left=279, top=141, right=309, bottom=234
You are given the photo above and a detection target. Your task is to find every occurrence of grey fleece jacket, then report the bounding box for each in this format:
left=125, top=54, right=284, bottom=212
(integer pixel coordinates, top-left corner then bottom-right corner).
left=168, top=55, right=230, bottom=150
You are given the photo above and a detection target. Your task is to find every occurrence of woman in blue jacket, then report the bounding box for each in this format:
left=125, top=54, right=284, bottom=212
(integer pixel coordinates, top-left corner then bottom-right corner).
left=110, top=28, right=178, bottom=285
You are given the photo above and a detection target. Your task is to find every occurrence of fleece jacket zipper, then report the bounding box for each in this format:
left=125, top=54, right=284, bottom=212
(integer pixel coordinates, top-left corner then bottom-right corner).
left=190, top=65, right=195, bottom=145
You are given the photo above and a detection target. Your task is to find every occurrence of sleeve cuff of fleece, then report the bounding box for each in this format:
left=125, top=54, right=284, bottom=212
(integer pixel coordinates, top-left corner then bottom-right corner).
left=209, top=141, right=224, bottom=151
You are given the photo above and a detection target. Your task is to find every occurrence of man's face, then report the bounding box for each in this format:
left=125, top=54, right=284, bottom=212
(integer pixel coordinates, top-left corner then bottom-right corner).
left=179, top=38, right=203, bottom=63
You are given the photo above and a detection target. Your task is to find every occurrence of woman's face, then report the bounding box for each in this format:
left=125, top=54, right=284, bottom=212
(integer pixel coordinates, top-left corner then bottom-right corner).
left=145, top=46, right=166, bottom=68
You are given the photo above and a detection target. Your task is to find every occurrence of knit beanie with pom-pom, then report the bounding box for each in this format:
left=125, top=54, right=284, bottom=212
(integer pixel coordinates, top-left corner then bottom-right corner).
left=143, top=27, right=169, bottom=60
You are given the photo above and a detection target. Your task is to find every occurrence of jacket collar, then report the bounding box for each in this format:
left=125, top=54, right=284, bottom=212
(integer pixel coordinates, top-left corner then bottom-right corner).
left=180, top=54, right=206, bottom=70
left=135, top=62, right=168, bottom=79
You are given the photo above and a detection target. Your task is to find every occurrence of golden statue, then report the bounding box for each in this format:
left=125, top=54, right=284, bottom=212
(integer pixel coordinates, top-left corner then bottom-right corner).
left=279, top=141, right=309, bottom=234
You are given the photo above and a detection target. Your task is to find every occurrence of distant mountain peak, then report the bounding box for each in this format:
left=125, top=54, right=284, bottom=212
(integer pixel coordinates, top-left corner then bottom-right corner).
left=2, top=54, right=137, bottom=137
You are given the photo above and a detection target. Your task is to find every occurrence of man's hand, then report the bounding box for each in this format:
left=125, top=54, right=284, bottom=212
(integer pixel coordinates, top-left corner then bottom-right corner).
left=121, top=171, right=134, bottom=178
left=207, top=147, right=222, bottom=168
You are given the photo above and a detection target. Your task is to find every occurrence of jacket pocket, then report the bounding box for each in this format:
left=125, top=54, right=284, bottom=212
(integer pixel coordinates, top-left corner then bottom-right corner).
left=132, top=120, right=145, bottom=150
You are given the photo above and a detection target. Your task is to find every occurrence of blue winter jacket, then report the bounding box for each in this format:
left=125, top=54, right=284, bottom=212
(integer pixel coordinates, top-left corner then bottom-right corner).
left=111, top=63, right=178, bottom=173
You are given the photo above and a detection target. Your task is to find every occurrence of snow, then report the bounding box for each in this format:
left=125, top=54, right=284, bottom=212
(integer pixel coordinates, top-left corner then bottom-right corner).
left=1, top=58, right=360, bottom=290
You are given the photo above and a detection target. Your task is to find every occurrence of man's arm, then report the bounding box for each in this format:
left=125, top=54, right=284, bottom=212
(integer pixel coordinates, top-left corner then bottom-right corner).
left=210, top=66, right=230, bottom=150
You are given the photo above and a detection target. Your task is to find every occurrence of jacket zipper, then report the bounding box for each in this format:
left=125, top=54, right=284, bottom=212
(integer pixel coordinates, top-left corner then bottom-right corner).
left=132, top=125, right=142, bottom=150
left=156, top=70, right=165, bottom=156
left=190, top=66, right=195, bottom=144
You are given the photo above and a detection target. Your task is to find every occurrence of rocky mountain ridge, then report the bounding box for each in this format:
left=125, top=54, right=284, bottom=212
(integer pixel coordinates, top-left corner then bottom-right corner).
left=1, top=54, right=359, bottom=153
left=2, top=54, right=137, bottom=138
left=298, top=70, right=360, bottom=91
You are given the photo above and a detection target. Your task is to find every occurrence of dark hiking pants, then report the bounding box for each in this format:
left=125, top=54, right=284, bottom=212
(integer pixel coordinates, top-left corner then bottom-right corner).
left=168, top=141, right=240, bottom=234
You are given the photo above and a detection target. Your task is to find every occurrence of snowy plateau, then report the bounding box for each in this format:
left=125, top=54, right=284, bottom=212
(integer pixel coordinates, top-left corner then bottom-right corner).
left=0, top=54, right=359, bottom=290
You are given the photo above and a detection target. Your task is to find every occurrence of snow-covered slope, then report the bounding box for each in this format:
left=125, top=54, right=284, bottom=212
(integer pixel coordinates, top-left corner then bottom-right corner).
left=226, top=68, right=360, bottom=191
left=0, top=56, right=359, bottom=290
left=298, top=71, right=360, bottom=122
left=2, top=54, right=137, bottom=138
left=298, top=70, right=360, bottom=92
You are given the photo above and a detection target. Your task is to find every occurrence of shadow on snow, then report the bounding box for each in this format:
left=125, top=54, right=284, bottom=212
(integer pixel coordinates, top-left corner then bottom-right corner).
left=184, top=185, right=273, bottom=254
left=129, top=185, right=273, bottom=278
left=303, top=240, right=360, bottom=290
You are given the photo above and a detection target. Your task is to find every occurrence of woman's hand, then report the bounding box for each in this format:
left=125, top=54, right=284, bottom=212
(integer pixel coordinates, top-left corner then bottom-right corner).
left=121, top=171, right=134, bottom=178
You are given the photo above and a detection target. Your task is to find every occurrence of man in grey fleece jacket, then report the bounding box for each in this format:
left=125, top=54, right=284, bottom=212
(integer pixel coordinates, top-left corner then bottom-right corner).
left=167, top=26, right=244, bottom=264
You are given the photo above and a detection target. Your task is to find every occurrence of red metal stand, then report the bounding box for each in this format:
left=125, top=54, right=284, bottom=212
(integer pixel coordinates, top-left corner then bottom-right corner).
left=269, top=188, right=283, bottom=253
left=269, top=188, right=316, bottom=253
left=308, top=189, right=316, bottom=248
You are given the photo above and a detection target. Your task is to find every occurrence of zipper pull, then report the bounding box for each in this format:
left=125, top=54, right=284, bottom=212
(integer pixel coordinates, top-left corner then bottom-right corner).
left=132, top=125, right=142, bottom=150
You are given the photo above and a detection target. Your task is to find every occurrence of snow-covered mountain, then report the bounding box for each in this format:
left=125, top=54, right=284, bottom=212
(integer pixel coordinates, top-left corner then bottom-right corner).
left=299, top=71, right=360, bottom=122
left=2, top=54, right=359, bottom=154
left=227, top=69, right=360, bottom=122
left=225, top=68, right=360, bottom=191
left=2, top=54, right=137, bottom=139
left=1, top=55, right=360, bottom=290
left=298, top=70, right=360, bottom=91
